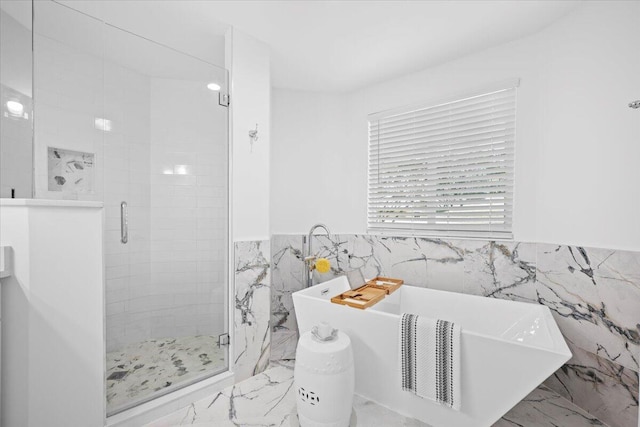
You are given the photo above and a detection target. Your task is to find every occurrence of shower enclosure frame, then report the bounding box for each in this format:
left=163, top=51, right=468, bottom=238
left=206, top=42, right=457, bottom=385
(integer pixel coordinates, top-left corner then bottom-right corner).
left=25, top=1, right=236, bottom=424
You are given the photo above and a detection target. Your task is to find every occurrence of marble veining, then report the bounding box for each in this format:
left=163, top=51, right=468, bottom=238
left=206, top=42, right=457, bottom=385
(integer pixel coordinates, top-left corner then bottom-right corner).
left=147, top=365, right=297, bottom=427
left=544, top=341, right=638, bottom=427
left=535, top=244, right=640, bottom=372
left=493, top=385, right=607, bottom=427
left=270, top=235, right=305, bottom=361
left=106, top=335, right=226, bottom=413
left=269, top=234, right=639, bottom=427
left=147, top=365, right=609, bottom=427
left=234, top=240, right=271, bottom=382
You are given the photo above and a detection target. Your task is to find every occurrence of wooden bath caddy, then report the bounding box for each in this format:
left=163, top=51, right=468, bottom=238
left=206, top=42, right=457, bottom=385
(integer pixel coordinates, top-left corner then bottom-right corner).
left=331, top=276, right=404, bottom=309
left=364, top=276, right=404, bottom=294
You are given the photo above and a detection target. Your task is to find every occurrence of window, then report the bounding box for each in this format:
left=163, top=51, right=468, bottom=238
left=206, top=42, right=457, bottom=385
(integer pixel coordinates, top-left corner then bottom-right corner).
left=367, top=82, right=518, bottom=239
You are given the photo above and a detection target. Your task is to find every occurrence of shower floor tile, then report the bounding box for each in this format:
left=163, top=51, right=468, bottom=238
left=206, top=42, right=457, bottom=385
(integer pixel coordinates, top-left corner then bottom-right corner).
left=147, top=364, right=606, bottom=427
left=106, top=335, right=226, bottom=414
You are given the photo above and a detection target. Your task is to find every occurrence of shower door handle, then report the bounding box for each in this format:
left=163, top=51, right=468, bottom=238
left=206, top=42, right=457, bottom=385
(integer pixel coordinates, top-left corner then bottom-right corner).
left=120, top=201, right=128, bottom=244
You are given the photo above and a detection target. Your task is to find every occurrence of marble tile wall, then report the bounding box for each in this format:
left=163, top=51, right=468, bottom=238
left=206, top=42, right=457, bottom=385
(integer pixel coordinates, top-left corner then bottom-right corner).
left=234, top=240, right=271, bottom=382
left=270, top=234, right=640, bottom=427
left=270, top=235, right=305, bottom=361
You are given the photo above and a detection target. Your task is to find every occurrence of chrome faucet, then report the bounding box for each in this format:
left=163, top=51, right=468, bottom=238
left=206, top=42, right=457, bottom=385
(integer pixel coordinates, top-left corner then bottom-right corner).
left=304, top=223, right=331, bottom=288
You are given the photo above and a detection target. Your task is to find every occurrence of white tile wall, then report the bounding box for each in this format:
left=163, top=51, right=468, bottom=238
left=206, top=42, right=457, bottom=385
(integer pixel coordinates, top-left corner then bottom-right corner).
left=1, top=5, right=32, bottom=198
left=0, top=87, right=32, bottom=198
left=33, top=19, right=228, bottom=352
left=147, top=78, right=228, bottom=348
left=102, top=60, right=153, bottom=352
left=33, top=33, right=105, bottom=201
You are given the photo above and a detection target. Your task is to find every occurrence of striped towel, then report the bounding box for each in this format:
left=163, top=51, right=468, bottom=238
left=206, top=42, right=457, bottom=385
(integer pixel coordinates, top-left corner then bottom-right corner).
left=400, top=313, right=461, bottom=410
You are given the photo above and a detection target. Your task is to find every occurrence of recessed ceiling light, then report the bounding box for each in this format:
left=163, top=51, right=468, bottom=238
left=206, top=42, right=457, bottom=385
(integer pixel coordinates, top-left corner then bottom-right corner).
left=6, top=100, right=24, bottom=117
left=174, top=165, right=188, bottom=175
left=94, top=117, right=112, bottom=132
left=207, top=83, right=221, bottom=91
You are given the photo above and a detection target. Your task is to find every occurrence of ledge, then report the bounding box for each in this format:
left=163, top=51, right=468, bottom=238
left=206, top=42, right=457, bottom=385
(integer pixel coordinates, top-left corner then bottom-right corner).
left=0, top=198, right=103, bottom=208
left=0, top=246, right=12, bottom=279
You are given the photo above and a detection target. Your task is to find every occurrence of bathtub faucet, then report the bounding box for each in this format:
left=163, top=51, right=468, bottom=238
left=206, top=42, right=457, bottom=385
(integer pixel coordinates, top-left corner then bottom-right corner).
left=305, top=223, right=331, bottom=288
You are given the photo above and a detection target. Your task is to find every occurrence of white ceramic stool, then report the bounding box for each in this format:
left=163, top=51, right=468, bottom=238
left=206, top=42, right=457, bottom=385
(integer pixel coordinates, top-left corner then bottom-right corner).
left=294, top=322, right=355, bottom=427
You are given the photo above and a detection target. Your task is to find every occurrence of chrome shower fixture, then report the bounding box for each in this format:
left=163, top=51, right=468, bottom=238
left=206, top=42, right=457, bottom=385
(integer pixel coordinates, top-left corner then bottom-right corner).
left=629, top=100, right=640, bottom=109
left=304, top=223, right=331, bottom=288
left=249, top=123, right=258, bottom=142
left=249, top=123, right=259, bottom=152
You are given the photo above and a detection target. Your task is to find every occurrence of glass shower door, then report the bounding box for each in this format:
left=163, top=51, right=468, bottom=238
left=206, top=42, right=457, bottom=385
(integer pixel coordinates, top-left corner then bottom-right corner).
left=100, top=24, right=229, bottom=415
left=32, top=1, right=230, bottom=415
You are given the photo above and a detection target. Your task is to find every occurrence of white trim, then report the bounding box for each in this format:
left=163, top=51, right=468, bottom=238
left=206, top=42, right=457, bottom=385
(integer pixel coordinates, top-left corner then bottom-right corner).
left=225, top=27, right=236, bottom=384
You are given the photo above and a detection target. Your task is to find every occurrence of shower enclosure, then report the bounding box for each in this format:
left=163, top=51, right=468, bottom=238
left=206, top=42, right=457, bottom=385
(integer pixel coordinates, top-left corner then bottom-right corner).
left=29, top=1, right=230, bottom=415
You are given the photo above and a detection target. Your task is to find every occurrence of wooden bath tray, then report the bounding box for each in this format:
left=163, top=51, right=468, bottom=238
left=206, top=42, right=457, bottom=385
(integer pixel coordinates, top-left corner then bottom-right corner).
left=331, top=276, right=404, bottom=309
left=365, top=276, right=404, bottom=294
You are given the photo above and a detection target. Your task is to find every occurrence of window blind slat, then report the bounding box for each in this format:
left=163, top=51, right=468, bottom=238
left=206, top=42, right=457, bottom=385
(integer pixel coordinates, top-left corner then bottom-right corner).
left=370, top=158, right=514, bottom=177
left=370, top=137, right=514, bottom=156
left=370, top=131, right=515, bottom=154
left=371, top=107, right=516, bottom=141
left=367, top=85, right=517, bottom=238
left=375, top=89, right=515, bottom=126
left=367, top=222, right=512, bottom=230
left=371, top=107, right=515, bottom=140
left=368, top=209, right=513, bottom=217
left=369, top=164, right=512, bottom=180
left=369, top=132, right=515, bottom=157
left=369, top=146, right=514, bottom=168
left=369, top=197, right=512, bottom=205
left=370, top=120, right=515, bottom=147
left=369, top=189, right=514, bottom=200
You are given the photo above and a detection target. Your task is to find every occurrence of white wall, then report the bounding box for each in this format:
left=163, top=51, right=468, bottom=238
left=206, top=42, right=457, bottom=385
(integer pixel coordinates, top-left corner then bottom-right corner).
left=271, top=90, right=355, bottom=234
left=0, top=200, right=104, bottom=427
left=227, top=28, right=271, bottom=241
left=531, top=1, right=640, bottom=251
left=271, top=1, right=640, bottom=251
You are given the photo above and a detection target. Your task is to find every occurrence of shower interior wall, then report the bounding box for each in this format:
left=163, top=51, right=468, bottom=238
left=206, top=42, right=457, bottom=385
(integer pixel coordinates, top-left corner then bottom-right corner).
left=32, top=14, right=227, bottom=352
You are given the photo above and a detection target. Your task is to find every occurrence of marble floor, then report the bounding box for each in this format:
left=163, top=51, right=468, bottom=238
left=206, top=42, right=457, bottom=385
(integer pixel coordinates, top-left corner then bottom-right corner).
left=107, top=335, right=227, bottom=413
left=147, top=362, right=607, bottom=427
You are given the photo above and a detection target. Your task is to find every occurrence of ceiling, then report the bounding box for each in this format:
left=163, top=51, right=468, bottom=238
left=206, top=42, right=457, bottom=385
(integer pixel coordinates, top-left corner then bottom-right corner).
left=6, top=0, right=585, bottom=93
left=181, top=0, right=584, bottom=92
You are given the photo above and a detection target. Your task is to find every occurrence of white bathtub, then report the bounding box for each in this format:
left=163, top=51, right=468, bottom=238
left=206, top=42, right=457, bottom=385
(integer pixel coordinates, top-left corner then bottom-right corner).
left=293, top=276, right=571, bottom=427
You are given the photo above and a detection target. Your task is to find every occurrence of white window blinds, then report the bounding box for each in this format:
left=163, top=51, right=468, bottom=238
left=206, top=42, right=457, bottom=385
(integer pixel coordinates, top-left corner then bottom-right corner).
left=368, top=84, right=517, bottom=238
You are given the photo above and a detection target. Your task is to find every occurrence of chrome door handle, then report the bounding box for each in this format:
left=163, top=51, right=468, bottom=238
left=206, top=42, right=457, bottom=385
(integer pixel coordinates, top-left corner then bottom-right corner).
left=120, top=201, right=128, bottom=244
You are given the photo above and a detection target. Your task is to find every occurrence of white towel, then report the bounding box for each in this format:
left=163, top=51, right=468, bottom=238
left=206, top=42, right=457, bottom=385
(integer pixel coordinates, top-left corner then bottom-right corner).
left=400, top=313, right=461, bottom=410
